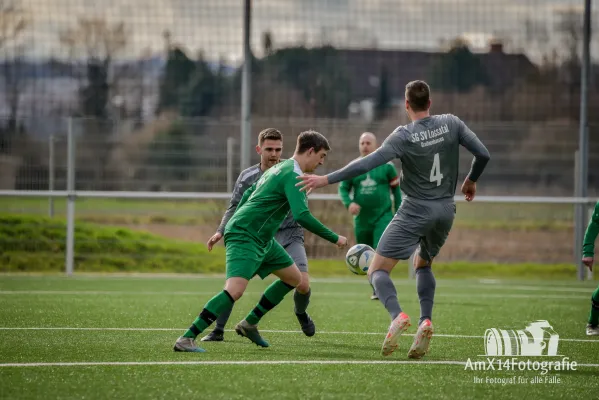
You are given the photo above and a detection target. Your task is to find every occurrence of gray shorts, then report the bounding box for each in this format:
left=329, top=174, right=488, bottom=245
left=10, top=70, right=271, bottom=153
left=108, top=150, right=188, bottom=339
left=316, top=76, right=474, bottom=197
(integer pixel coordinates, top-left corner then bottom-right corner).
left=377, top=198, right=456, bottom=261
left=275, top=229, right=308, bottom=273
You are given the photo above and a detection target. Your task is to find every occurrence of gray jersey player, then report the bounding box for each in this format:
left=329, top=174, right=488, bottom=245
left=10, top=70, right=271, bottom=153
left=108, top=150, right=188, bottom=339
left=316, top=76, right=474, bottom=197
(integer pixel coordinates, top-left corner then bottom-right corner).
left=203, top=128, right=315, bottom=342
left=297, top=80, right=490, bottom=359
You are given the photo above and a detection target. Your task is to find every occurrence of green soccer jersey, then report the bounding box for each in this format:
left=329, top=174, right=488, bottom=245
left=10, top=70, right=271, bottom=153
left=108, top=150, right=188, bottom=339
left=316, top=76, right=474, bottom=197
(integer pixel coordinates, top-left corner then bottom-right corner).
left=583, top=201, right=599, bottom=258
left=338, top=161, right=402, bottom=223
left=225, top=158, right=339, bottom=246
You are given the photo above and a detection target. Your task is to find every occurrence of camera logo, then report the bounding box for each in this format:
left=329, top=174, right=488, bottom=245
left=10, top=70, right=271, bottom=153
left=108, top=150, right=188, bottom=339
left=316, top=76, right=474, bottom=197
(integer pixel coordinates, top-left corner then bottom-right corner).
left=484, top=320, right=560, bottom=356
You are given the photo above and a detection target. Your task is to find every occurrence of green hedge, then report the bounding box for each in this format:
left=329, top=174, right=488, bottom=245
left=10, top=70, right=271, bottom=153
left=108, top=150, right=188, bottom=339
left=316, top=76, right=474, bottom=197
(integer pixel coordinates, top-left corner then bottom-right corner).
left=0, top=214, right=584, bottom=279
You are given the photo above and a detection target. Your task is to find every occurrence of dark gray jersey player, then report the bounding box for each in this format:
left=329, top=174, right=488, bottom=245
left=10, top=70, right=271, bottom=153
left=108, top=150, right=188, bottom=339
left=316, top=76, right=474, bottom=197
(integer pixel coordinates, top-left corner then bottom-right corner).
left=297, top=80, right=490, bottom=359
left=204, top=128, right=315, bottom=342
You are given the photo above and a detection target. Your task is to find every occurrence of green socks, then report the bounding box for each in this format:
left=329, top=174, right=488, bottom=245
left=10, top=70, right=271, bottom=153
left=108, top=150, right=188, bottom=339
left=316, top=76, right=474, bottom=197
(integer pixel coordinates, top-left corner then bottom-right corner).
left=589, top=286, right=599, bottom=326
left=246, top=280, right=295, bottom=325
left=183, top=290, right=235, bottom=339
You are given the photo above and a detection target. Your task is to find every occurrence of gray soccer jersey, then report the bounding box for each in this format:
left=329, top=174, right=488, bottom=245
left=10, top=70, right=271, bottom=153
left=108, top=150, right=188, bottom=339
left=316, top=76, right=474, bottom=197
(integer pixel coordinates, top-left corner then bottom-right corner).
left=326, top=114, right=490, bottom=261
left=216, top=162, right=304, bottom=248
left=327, top=114, right=490, bottom=201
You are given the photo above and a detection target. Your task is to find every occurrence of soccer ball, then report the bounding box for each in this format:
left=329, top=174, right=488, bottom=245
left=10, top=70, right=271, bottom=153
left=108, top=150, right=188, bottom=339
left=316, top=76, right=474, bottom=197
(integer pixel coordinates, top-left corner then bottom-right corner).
left=345, top=244, right=375, bottom=275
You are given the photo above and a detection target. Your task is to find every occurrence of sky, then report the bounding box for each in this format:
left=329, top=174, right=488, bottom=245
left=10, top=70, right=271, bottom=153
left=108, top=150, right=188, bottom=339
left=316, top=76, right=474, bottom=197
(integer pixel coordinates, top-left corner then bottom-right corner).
left=7, top=0, right=599, bottom=65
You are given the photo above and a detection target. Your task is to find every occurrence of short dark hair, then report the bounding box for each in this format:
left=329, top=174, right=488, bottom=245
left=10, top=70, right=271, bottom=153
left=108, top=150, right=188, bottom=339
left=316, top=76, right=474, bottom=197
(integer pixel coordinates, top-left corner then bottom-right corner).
left=258, top=128, right=282, bottom=145
left=295, top=130, right=330, bottom=154
left=405, top=80, right=431, bottom=112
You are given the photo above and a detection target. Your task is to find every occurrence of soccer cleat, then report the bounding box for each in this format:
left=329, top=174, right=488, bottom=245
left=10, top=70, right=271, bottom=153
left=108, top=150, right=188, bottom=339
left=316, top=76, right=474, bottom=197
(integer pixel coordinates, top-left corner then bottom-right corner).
left=370, top=292, right=379, bottom=300
left=408, top=319, right=434, bottom=359
left=200, top=329, right=224, bottom=342
left=381, top=312, right=411, bottom=357
left=173, top=336, right=206, bottom=353
left=586, top=324, right=599, bottom=336
left=295, top=312, right=316, bottom=337
left=235, top=320, right=270, bottom=347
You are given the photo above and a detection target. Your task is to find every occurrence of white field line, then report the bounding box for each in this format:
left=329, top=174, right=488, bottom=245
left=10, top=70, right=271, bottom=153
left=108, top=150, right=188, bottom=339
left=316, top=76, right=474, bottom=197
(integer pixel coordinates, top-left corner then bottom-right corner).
left=0, top=327, right=597, bottom=343
left=1, top=360, right=598, bottom=368
left=0, top=290, right=590, bottom=300
left=2, top=273, right=595, bottom=292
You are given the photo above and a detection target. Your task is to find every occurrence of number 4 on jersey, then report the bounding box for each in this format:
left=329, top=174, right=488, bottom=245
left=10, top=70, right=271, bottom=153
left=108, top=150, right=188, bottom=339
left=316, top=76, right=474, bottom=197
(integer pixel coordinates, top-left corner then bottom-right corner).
left=429, top=153, right=443, bottom=186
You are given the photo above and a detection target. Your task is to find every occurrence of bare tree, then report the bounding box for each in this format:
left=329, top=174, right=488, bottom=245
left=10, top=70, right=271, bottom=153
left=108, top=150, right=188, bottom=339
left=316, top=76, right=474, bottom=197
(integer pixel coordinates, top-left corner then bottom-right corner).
left=59, top=18, right=129, bottom=189
left=0, top=0, right=28, bottom=133
left=59, top=18, right=128, bottom=118
left=554, top=7, right=598, bottom=119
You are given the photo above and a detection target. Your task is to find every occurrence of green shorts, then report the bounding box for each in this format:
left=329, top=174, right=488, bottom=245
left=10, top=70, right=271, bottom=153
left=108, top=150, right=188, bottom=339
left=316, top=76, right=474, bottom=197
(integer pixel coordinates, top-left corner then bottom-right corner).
left=224, top=235, right=294, bottom=280
left=355, top=211, right=394, bottom=249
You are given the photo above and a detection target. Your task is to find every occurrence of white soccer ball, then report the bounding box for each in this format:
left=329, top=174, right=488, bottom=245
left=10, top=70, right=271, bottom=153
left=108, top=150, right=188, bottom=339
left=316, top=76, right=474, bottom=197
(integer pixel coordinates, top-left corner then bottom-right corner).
left=345, top=244, right=375, bottom=275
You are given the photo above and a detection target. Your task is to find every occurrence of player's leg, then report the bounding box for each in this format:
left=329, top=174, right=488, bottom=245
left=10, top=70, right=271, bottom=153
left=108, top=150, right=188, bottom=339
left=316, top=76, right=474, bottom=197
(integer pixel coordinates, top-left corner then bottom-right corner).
left=174, top=238, right=259, bottom=352
left=236, top=241, right=300, bottom=347
left=286, top=240, right=316, bottom=336
left=371, top=212, right=394, bottom=300
left=369, top=201, right=427, bottom=356
left=408, top=201, right=456, bottom=359
left=587, top=285, right=599, bottom=336
left=200, top=306, right=231, bottom=341
left=355, top=223, right=377, bottom=300
left=174, top=277, right=248, bottom=352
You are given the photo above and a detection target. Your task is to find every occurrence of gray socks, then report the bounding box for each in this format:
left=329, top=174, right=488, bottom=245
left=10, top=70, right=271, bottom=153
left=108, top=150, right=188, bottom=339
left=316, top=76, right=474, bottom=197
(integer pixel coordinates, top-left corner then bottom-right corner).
left=214, top=303, right=233, bottom=332
left=415, top=266, right=436, bottom=325
left=294, top=288, right=311, bottom=315
left=369, top=270, right=402, bottom=320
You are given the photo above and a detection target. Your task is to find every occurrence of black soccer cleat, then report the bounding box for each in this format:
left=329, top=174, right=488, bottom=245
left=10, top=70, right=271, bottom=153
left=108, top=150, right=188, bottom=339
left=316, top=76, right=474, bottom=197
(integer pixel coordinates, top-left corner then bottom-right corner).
left=296, top=312, right=316, bottom=337
left=235, top=320, right=270, bottom=347
left=200, top=329, right=224, bottom=342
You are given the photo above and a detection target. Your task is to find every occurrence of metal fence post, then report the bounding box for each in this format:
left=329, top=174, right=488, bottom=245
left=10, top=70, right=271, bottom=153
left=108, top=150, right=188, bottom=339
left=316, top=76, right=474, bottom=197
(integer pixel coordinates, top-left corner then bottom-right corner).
left=240, top=0, right=252, bottom=171
left=65, top=118, right=75, bottom=276
left=227, top=137, right=235, bottom=192
left=574, top=150, right=584, bottom=280
left=48, top=133, right=55, bottom=218
left=587, top=203, right=594, bottom=281
left=575, top=0, right=592, bottom=281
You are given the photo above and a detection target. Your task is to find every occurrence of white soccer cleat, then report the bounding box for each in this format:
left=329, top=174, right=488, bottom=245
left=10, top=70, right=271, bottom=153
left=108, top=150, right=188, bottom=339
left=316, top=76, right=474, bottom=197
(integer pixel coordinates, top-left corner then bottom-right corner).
left=408, top=319, right=434, bottom=359
left=586, top=324, right=599, bottom=336
left=381, top=312, right=411, bottom=356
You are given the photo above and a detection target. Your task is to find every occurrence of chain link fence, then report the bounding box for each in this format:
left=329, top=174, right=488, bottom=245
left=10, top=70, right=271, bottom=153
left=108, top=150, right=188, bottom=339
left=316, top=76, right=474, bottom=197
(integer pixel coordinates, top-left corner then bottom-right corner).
left=0, top=0, right=597, bottom=272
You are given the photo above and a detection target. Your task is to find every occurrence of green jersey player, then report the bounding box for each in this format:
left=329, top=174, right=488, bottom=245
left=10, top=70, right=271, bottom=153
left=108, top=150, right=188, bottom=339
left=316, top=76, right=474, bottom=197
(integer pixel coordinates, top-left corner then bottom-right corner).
left=338, top=132, right=402, bottom=300
left=297, top=80, right=490, bottom=359
left=202, top=128, right=317, bottom=342
left=174, top=130, right=347, bottom=352
left=582, top=201, right=599, bottom=336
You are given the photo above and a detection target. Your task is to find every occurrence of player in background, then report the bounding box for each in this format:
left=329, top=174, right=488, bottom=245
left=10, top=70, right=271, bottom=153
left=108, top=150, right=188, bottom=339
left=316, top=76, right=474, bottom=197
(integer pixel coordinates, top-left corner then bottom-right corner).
left=582, top=201, right=599, bottom=336
left=174, top=130, right=347, bottom=352
left=297, top=80, right=490, bottom=358
left=338, top=132, right=402, bottom=300
left=202, top=128, right=317, bottom=342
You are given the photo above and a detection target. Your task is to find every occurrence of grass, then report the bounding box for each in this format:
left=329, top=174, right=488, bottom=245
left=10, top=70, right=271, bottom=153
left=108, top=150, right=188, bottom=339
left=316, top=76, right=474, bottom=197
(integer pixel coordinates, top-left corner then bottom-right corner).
left=0, top=196, right=577, bottom=231
left=0, top=214, right=588, bottom=279
left=0, top=275, right=598, bottom=399
left=0, top=215, right=226, bottom=273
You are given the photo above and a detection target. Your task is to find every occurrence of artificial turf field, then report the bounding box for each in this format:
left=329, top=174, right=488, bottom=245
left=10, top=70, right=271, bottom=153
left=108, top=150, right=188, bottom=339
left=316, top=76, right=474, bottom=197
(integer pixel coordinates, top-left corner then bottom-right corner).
left=0, top=274, right=598, bottom=399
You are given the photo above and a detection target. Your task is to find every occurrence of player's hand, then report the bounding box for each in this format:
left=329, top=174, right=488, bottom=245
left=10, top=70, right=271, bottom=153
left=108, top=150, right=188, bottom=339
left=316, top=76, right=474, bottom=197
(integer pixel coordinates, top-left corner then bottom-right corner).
left=461, top=178, right=476, bottom=202
left=296, top=174, right=328, bottom=193
left=207, top=232, right=223, bottom=251
left=336, top=235, right=348, bottom=249
left=348, top=202, right=361, bottom=216
left=582, top=257, right=594, bottom=271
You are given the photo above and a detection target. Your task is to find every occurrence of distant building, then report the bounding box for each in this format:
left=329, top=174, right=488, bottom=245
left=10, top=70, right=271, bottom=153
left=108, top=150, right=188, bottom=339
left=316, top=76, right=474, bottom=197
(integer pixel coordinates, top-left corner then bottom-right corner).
left=341, top=41, right=538, bottom=121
